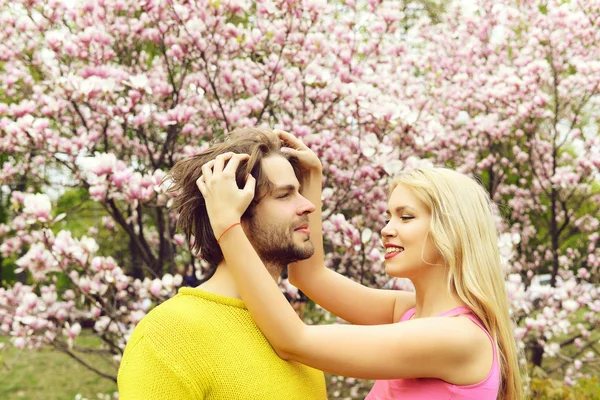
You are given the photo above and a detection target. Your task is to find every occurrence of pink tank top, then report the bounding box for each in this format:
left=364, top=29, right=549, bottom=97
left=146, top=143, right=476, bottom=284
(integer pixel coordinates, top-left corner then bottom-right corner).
left=365, top=306, right=500, bottom=400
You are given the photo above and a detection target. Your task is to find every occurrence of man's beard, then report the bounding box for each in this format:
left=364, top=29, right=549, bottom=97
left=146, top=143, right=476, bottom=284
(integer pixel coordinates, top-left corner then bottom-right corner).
left=247, top=218, right=315, bottom=267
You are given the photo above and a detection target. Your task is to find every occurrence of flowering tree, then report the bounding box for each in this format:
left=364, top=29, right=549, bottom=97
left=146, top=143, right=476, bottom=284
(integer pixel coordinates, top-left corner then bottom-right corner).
left=0, top=0, right=423, bottom=393
left=0, top=0, right=598, bottom=397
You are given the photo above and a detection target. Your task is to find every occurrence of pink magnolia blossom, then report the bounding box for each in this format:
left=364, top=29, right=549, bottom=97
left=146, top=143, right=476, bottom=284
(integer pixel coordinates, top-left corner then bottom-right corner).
left=149, top=279, right=162, bottom=297
left=63, top=321, right=82, bottom=349
left=22, top=193, right=52, bottom=223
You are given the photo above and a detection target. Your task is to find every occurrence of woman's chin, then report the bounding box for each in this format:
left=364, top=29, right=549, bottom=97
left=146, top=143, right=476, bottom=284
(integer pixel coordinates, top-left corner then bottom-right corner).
left=384, top=263, right=402, bottom=277
left=384, top=261, right=414, bottom=279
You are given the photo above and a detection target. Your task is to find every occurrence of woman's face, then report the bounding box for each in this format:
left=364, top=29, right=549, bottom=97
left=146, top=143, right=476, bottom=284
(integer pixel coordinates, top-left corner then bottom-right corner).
left=381, top=183, right=443, bottom=278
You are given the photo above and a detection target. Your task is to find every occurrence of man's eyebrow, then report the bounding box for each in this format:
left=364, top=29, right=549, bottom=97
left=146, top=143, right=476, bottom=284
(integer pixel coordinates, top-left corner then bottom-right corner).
left=272, top=184, right=298, bottom=193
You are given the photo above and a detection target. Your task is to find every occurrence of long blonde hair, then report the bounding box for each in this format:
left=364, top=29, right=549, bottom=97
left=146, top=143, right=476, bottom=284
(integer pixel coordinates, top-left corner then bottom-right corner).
left=391, top=167, right=523, bottom=400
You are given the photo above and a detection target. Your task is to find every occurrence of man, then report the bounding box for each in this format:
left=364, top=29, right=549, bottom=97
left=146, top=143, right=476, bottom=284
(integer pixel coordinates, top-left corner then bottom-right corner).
left=117, top=128, right=327, bottom=399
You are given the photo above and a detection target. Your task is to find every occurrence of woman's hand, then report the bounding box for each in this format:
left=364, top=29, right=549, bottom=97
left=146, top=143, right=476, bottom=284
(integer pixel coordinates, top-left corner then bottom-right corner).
left=276, top=130, right=322, bottom=173
left=196, top=152, right=255, bottom=239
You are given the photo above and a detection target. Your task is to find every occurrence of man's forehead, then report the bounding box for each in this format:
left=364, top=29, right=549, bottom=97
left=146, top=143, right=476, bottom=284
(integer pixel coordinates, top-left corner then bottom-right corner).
left=261, top=155, right=300, bottom=187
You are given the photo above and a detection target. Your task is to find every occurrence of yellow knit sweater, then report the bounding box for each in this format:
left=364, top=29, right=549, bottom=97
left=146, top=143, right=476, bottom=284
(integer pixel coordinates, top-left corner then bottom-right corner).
left=117, top=287, right=327, bottom=399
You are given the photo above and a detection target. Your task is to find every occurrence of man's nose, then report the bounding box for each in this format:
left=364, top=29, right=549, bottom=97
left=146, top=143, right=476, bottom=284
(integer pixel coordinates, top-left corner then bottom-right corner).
left=298, top=195, right=316, bottom=215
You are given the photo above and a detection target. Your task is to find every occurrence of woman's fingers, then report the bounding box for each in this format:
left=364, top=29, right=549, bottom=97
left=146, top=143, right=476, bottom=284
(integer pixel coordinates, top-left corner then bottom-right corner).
left=212, top=153, right=229, bottom=175
left=275, top=129, right=307, bottom=150
left=280, top=147, right=301, bottom=157
left=201, top=152, right=247, bottom=183
left=243, top=174, right=256, bottom=197
left=196, top=175, right=207, bottom=194
left=201, top=159, right=215, bottom=182
left=275, top=130, right=299, bottom=147
left=213, top=151, right=240, bottom=175
left=275, top=129, right=322, bottom=172
left=223, top=153, right=250, bottom=175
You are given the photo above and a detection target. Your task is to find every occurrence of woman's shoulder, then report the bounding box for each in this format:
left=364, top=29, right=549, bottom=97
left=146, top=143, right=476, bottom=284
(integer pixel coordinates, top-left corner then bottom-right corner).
left=434, top=315, right=495, bottom=385
left=392, top=292, right=417, bottom=322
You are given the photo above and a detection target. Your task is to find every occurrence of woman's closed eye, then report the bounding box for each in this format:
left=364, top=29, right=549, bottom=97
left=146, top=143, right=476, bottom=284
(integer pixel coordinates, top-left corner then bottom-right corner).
left=384, top=216, right=414, bottom=224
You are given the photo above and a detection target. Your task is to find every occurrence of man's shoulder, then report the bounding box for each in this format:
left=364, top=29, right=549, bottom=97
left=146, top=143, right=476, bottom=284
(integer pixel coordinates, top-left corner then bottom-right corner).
left=147, top=292, right=193, bottom=317
left=132, top=291, right=239, bottom=341
left=135, top=293, right=204, bottom=333
left=124, top=295, right=207, bottom=359
left=118, top=298, right=198, bottom=398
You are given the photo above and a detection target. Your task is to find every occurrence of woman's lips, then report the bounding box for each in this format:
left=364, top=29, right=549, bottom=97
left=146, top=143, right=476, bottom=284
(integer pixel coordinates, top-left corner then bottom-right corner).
left=384, top=251, right=402, bottom=260
left=384, top=246, right=404, bottom=260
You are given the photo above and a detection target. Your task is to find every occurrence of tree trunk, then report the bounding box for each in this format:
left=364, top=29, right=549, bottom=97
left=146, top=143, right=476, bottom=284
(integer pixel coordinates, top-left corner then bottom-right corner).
left=129, top=231, right=144, bottom=280
left=531, top=341, right=545, bottom=367
left=550, top=187, right=559, bottom=287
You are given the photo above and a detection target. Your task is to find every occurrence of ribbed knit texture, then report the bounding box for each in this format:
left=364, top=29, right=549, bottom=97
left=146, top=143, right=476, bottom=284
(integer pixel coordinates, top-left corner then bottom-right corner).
left=118, top=287, right=327, bottom=399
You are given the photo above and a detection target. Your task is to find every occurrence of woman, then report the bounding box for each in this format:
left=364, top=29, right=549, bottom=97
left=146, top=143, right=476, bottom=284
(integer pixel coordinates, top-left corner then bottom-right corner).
left=196, top=131, right=523, bottom=399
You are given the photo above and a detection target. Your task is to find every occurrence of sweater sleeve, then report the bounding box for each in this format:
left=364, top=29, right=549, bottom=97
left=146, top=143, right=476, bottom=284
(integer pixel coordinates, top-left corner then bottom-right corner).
left=117, top=334, right=197, bottom=400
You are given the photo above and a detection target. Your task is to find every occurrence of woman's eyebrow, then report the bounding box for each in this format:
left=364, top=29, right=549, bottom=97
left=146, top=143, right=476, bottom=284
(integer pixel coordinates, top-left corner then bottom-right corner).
left=386, top=205, right=416, bottom=215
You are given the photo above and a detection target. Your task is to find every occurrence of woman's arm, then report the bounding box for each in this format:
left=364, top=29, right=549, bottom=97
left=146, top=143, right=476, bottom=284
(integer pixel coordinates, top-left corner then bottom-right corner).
left=196, top=152, right=483, bottom=383
left=218, top=223, right=481, bottom=382
left=278, top=131, right=415, bottom=325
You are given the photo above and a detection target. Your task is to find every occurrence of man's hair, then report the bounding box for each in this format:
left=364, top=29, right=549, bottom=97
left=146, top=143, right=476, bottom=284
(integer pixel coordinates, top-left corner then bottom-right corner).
left=166, top=127, right=303, bottom=267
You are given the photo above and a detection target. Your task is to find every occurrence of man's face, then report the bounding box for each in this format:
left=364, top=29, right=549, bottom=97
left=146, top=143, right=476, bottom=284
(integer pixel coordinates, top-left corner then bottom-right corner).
left=245, top=155, right=316, bottom=266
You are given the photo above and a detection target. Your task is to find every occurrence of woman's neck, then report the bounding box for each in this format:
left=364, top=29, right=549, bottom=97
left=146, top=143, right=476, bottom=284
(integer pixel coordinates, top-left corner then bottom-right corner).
left=410, top=265, right=466, bottom=319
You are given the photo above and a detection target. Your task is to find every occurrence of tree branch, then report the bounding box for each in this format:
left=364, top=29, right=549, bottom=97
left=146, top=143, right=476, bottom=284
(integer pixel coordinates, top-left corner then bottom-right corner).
left=53, top=342, right=117, bottom=383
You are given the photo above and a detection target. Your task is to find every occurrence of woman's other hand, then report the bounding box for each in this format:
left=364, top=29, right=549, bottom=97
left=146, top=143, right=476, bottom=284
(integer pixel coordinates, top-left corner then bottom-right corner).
left=275, top=130, right=322, bottom=173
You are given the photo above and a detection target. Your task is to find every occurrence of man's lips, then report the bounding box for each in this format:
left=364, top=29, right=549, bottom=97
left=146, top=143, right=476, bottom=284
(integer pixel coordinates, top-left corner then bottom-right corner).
left=294, top=224, right=310, bottom=235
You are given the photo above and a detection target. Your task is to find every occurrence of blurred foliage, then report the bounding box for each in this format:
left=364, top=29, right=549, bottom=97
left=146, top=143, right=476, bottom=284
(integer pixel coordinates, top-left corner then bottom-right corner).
left=529, top=377, right=600, bottom=400
left=0, top=332, right=117, bottom=400
left=51, top=188, right=132, bottom=288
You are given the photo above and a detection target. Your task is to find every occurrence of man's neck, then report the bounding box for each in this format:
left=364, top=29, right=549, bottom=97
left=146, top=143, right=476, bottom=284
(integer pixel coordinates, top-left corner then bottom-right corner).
left=197, top=261, right=283, bottom=300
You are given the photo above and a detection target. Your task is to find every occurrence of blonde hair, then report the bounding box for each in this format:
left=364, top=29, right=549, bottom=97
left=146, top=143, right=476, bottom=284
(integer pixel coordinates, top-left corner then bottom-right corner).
left=391, top=167, right=523, bottom=400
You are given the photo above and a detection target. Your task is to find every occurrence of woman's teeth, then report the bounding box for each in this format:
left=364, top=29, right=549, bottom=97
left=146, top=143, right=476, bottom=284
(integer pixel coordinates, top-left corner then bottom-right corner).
left=386, top=247, right=404, bottom=254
